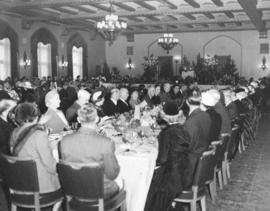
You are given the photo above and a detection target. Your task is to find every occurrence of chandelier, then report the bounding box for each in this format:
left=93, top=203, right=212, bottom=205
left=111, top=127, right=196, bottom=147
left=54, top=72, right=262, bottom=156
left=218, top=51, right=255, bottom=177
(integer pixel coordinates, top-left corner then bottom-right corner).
left=158, top=33, right=179, bottom=54
left=96, top=1, right=127, bottom=45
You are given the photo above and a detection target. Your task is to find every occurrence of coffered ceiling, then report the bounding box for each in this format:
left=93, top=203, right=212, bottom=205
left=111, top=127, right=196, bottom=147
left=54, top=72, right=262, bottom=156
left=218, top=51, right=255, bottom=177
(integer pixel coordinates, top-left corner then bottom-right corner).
left=1, top=0, right=270, bottom=34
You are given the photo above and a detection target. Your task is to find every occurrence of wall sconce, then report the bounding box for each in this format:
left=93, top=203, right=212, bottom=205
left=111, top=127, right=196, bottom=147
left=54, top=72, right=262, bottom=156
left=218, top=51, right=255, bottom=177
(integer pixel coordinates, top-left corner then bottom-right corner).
left=23, top=51, right=31, bottom=70
left=261, top=56, right=267, bottom=71
left=59, top=55, right=68, bottom=69
left=173, top=55, right=181, bottom=76
left=125, top=57, right=134, bottom=71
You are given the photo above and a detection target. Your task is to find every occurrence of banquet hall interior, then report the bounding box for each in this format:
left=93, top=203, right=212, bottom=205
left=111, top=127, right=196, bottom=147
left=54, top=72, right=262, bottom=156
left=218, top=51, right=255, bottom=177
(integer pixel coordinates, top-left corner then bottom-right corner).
left=1, top=0, right=270, bottom=211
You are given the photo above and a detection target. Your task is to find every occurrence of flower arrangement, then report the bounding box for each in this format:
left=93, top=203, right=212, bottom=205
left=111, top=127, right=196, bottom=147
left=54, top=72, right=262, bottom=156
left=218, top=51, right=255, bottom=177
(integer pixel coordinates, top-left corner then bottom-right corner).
left=204, top=54, right=218, bottom=67
left=141, top=54, right=159, bottom=82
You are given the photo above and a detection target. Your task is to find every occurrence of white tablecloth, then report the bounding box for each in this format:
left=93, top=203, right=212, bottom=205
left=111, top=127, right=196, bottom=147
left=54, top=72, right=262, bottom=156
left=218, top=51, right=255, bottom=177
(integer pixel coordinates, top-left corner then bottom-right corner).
left=115, top=141, right=158, bottom=211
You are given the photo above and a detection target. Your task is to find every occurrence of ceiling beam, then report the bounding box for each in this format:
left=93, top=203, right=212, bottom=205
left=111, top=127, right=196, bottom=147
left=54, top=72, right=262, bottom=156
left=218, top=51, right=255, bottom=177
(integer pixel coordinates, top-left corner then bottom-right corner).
left=204, top=12, right=215, bottom=19
left=237, top=0, right=265, bottom=30
left=144, top=15, right=160, bottom=22
left=224, top=11, right=234, bottom=18
left=183, top=0, right=200, bottom=8
left=112, top=2, right=136, bottom=12
left=167, top=15, right=178, bottom=21
left=73, top=6, right=96, bottom=13
left=88, top=3, right=112, bottom=12
left=51, top=7, right=78, bottom=15
left=127, top=17, right=144, bottom=22
left=60, top=6, right=243, bottom=20
left=211, top=0, right=223, bottom=7
left=135, top=1, right=156, bottom=11
left=183, top=14, right=196, bottom=20
left=159, top=0, right=178, bottom=9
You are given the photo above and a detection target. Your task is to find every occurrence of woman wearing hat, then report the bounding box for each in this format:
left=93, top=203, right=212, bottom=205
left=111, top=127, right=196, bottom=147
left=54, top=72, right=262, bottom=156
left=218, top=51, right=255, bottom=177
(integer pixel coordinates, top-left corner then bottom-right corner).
left=144, top=100, right=190, bottom=211
left=9, top=103, right=61, bottom=198
left=91, top=89, right=106, bottom=117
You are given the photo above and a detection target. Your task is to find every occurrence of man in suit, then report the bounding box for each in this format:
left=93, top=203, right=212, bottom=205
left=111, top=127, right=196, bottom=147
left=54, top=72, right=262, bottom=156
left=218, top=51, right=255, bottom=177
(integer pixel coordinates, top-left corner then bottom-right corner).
left=103, top=88, right=120, bottom=116
left=200, top=90, right=222, bottom=144
left=223, top=89, right=240, bottom=121
left=60, top=104, right=120, bottom=199
left=208, top=89, right=232, bottom=135
left=184, top=87, right=212, bottom=187
left=117, top=88, right=131, bottom=114
left=65, top=89, right=91, bottom=124
left=42, top=90, right=69, bottom=133
left=160, top=83, right=172, bottom=104
left=142, top=86, right=155, bottom=107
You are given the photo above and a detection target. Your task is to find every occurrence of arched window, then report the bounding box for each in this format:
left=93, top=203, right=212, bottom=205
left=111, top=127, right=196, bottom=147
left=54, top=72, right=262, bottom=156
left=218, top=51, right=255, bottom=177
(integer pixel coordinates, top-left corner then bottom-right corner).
left=37, top=42, right=52, bottom=78
left=0, top=38, right=11, bottom=80
left=0, top=20, right=18, bottom=79
left=67, top=33, right=88, bottom=79
left=31, top=28, right=58, bottom=78
left=72, top=46, right=83, bottom=79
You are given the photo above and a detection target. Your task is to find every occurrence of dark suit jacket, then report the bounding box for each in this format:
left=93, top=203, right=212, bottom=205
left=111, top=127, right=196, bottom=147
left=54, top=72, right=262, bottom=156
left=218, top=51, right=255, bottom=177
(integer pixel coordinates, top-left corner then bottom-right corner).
left=184, top=108, right=212, bottom=187
left=117, top=99, right=131, bottom=114
left=206, top=109, right=222, bottom=143
left=65, top=102, right=81, bottom=123
left=214, top=102, right=232, bottom=135
left=60, top=127, right=120, bottom=198
left=142, top=94, right=153, bottom=107
left=185, top=108, right=212, bottom=156
left=102, top=99, right=119, bottom=116
left=0, top=118, right=13, bottom=155
left=226, top=101, right=240, bottom=121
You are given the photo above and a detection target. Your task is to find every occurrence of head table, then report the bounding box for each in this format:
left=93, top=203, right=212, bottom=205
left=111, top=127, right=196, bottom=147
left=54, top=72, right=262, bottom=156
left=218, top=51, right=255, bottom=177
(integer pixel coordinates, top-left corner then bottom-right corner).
left=49, top=124, right=159, bottom=211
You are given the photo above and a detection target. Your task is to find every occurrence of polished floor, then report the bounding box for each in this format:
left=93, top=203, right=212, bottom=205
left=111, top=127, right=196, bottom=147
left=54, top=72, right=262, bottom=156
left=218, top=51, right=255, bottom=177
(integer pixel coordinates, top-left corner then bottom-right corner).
left=1, top=112, right=270, bottom=211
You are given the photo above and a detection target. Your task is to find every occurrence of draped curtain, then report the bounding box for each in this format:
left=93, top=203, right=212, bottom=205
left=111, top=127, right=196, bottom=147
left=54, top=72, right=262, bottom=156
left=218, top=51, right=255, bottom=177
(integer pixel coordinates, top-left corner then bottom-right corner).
left=31, top=28, right=58, bottom=78
left=0, top=38, right=11, bottom=80
left=72, top=46, right=83, bottom=79
left=37, top=42, right=52, bottom=78
left=67, top=33, right=88, bottom=79
left=0, top=21, right=18, bottom=79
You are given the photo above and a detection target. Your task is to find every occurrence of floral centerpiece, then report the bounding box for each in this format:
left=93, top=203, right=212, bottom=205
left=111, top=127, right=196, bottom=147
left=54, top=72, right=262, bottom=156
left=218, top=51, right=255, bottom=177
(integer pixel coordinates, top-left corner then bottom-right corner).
left=141, top=54, right=159, bottom=82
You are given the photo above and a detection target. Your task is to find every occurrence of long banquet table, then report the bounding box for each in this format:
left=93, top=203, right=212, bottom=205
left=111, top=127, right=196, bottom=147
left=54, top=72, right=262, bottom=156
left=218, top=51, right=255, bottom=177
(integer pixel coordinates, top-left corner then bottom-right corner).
left=49, top=130, right=158, bottom=211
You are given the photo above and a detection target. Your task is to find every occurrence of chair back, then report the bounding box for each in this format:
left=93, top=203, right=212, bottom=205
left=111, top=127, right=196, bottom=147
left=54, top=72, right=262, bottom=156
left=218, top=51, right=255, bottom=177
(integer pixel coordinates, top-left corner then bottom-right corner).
left=214, top=134, right=230, bottom=165
left=227, top=126, right=240, bottom=161
left=0, top=154, right=39, bottom=192
left=192, top=148, right=215, bottom=188
left=57, top=161, right=104, bottom=200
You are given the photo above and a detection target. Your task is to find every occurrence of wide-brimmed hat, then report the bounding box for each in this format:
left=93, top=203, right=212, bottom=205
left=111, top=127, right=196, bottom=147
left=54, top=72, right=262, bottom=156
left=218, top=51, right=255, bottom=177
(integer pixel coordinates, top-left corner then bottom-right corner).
left=91, top=89, right=105, bottom=103
left=163, top=101, right=179, bottom=116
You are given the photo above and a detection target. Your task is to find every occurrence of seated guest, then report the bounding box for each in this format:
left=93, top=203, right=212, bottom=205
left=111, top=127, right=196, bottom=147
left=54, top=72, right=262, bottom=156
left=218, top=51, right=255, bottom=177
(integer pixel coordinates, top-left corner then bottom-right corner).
left=200, top=91, right=222, bottom=144
left=91, top=90, right=106, bottom=117
left=9, top=103, right=61, bottom=196
left=66, top=89, right=91, bottom=124
left=117, top=88, right=131, bottom=114
left=142, top=86, right=155, bottom=107
left=42, top=90, right=69, bottom=133
left=160, top=83, right=171, bottom=104
left=209, top=89, right=232, bottom=135
left=129, top=90, right=140, bottom=109
left=60, top=105, right=120, bottom=199
left=103, top=88, right=120, bottom=116
left=184, top=87, right=211, bottom=187
left=151, top=84, right=161, bottom=106
left=145, top=101, right=190, bottom=211
left=0, top=91, right=17, bottom=155
left=223, top=89, right=240, bottom=121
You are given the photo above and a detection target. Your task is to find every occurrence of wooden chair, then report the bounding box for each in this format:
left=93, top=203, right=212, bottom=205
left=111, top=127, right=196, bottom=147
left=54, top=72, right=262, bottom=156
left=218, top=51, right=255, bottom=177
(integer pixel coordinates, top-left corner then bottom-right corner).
left=57, top=161, right=126, bottom=211
left=0, top=154, right=63, bottom=211
left=226, top=126, right=240, bottom=180
left=174, top=148, right=215, bottom=211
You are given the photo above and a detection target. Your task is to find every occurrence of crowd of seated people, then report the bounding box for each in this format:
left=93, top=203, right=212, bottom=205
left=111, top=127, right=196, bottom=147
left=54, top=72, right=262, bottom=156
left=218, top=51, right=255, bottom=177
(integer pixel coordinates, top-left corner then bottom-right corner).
left=0, top=74, right=269, bottom=211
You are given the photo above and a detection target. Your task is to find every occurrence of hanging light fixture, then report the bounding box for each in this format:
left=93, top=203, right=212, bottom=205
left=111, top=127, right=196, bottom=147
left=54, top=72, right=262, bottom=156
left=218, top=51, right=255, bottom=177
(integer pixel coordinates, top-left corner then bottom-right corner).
left=96, top=0, right=127, bottom=45
left=158, top=33, right=179, bottom=54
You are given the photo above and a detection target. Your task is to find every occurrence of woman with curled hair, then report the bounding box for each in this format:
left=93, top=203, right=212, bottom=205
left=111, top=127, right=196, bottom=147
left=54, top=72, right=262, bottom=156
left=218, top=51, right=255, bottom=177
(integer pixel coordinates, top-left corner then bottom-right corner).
left=9, top=102, right=61, bottom=199
left=60, top=104, right=120, bottom=199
